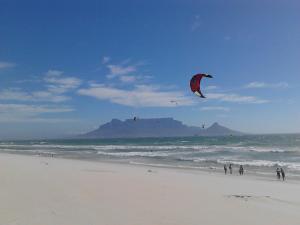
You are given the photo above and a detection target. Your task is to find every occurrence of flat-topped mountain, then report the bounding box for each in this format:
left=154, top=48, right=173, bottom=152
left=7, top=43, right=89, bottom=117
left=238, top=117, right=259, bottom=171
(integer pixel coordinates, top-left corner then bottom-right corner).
left=81, top=118, right=242, bottom=138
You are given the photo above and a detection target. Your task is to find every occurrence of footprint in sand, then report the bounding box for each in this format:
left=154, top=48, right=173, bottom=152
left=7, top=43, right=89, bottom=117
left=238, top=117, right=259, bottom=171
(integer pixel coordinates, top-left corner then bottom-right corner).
left=227, top=194, right=270, bottom=201
left=227, top=194, right=300, bottom=207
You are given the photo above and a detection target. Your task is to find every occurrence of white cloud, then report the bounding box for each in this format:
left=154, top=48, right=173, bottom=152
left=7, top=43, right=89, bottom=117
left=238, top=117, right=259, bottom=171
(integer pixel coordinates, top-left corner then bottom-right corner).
left=103, top=59, right=153, bottom=85
left=205, top=86, right=218, bottom=90
left=78, top=84, right=195, bottom=107
left=245, top=82, right=288, bottom=89
left=0, top=104, right=73, bottom=114
left=102, top=56, right=110, bottom=64
left=0, top=103, right=74, bottom=122
left=0, top=89, right=69, bottom=103
left=200, top=106, right=230, bottom=112
left=0, top=89, right=33, bottom=101
left=14, top=77, right=41, bottom=84
left=44, top=70, right=82, bottom=94
left=32, top=91, right=70, bottom=102
left=206, top=93, right=268, bottom=104
left=119, top=75, right=136, bottom=83
left=106, top=64, right=136, bottom=79
left=0, top=61, right=15, bottom=69
left=0, top=70, right=81, bottom=103
left=45, top=70, right=63, bottom=77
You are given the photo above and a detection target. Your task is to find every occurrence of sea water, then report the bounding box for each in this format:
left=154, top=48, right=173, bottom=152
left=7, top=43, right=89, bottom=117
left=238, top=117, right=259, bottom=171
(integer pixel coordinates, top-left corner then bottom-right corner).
left=1, top=134, right=300, bottom=179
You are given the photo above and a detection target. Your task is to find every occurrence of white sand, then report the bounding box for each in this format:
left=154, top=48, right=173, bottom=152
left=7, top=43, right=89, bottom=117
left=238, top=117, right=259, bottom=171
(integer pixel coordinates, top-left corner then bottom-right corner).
left=0, top=153, right=299, bottom=225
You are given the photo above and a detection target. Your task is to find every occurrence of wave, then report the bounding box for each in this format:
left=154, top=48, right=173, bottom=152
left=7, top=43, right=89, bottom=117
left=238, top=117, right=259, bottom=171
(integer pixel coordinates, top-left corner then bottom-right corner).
left=0, top=143, right=297, bottom=153
left=130, top=159, right=300, bottom=172
left=97, top=151, right=170, bottom=157
left=184, top=157, right=300, bottom=171
left=129, top=161, right=214, bottom=170
left=0, top=142, right=300, bottom=172
left=0, top=148, right=58, bottom=155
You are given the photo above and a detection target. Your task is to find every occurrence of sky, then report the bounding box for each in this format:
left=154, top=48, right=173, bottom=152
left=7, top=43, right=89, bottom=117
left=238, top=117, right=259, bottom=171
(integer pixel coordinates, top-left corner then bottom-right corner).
left=0, top=0, right=299, bottom=139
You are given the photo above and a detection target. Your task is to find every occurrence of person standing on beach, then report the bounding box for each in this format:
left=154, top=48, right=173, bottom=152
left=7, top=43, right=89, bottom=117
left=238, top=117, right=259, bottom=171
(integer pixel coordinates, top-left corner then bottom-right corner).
left=224, top=164, right=227, bottom=174
left=229, top=164, right=233, bottom=174
left=280, top=168, right=285, bottom=181
left=276, top=168, right=281, bottom=180
left=239, top=165, right=244, bottom=175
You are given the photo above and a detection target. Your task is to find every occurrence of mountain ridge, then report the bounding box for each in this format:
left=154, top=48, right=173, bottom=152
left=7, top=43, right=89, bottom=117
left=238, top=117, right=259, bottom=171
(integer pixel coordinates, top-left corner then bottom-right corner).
left=80, top=118, right=242, bottom=138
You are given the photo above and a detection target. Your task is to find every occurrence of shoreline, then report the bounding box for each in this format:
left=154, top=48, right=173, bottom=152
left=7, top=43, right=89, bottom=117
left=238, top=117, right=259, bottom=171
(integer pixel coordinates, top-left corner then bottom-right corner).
left=1, top=134, right=300, bottom=183
left=2, top=150, right=299, bottom=183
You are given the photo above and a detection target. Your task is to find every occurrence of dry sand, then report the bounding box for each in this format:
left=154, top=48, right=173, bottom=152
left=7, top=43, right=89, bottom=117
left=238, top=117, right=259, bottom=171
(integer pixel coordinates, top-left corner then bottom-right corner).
left=0, top=153, right=299, bottom=225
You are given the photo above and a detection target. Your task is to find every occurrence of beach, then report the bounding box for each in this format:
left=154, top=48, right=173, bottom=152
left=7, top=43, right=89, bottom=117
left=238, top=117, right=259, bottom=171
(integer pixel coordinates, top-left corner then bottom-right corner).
left=0, top=153, right=299, bottom=225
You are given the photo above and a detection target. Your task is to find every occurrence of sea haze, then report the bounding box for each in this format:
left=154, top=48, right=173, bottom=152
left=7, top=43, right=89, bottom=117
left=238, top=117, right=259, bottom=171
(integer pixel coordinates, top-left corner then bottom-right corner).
left=1, top=134, right=300, bottom=179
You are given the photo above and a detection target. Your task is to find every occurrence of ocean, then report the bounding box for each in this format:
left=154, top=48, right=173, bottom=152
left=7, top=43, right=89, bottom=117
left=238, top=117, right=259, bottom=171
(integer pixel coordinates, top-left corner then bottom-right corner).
left=1, top=134, right=300, bottom=179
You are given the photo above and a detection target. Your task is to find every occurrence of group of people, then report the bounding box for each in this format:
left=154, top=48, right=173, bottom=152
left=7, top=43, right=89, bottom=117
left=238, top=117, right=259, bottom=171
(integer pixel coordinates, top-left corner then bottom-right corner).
left=224, top=164, right=286, bottom=181
left=276, top=167, right=285, bottom=181
left=223, top=164, right=244, bottom=175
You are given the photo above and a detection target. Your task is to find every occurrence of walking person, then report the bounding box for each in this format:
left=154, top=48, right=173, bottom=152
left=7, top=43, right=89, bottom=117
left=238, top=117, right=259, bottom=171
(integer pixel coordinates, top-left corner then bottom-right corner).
left=224, top=164, right=227, bottom=175
left=276, top=167, right=281, bottom=180
left=229, top=164, right=233, bottom=174
left=280, top=168, right=285, bottom=181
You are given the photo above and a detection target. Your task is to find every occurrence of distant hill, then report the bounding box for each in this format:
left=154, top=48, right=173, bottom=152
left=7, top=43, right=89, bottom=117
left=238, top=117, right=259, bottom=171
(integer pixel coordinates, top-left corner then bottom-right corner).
left=80, top=118, right=242, bottom=138
left=205, top=122, right=241, bottom=136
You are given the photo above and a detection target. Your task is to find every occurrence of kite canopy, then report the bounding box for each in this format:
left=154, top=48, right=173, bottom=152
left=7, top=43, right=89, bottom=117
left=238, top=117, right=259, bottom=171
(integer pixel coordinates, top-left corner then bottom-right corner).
left=190, top=73, right=213, bottom=98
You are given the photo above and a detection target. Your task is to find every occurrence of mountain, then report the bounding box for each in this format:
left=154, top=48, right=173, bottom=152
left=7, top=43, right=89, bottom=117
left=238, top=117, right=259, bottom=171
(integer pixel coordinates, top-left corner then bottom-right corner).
left=80, top=118, right=242, bottom=138
left=205, top=122, right=240, bottom=136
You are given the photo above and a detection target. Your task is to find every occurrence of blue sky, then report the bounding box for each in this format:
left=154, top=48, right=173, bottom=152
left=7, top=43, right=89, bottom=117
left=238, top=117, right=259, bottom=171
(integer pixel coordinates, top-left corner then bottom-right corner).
left=0, top=0, right=299, bottom=139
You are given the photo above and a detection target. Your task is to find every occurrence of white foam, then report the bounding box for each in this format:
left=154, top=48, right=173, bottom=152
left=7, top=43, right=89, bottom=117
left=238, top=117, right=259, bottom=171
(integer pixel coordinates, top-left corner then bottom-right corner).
left=0, top=143, right=298, bottom=154
left=97, top=151, right=170, bottom=157
left=216, top=159, right=300, bottom=171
